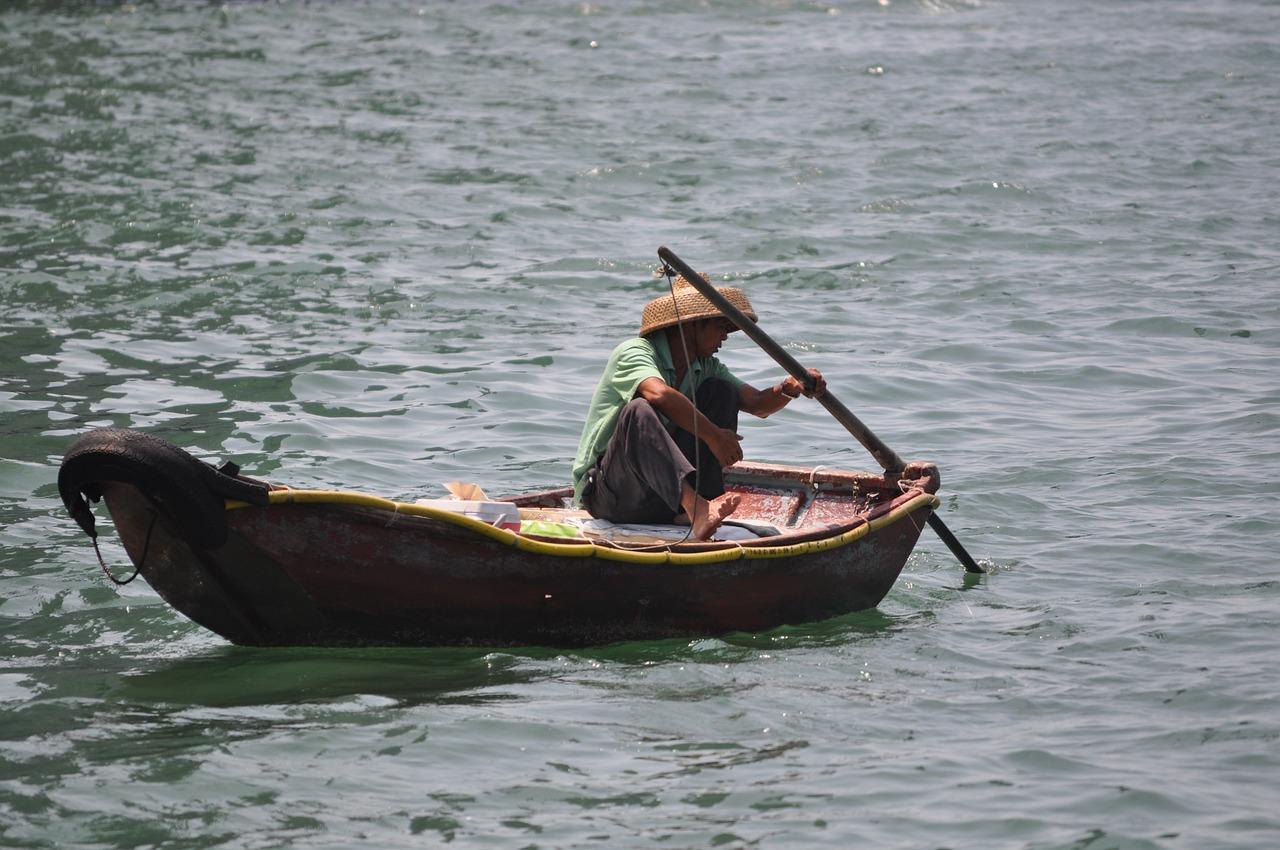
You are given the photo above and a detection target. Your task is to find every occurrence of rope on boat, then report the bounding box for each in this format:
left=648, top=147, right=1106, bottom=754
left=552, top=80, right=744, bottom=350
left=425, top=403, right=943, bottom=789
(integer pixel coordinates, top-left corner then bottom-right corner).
left=93, top=509, right=158, bottom=586
left=652, top=261, right=696, bottom=551
left=897, top=479, right=928, bottom=535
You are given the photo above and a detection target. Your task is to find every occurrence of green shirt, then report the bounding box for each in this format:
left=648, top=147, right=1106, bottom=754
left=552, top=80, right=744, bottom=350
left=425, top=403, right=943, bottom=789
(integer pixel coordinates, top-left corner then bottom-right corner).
left=571, top=334, right=742, bottom=504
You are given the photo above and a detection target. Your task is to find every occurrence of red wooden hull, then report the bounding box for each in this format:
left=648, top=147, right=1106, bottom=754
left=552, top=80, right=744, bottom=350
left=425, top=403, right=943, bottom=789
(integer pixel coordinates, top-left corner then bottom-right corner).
left=96, top=460, right=939, bottom=647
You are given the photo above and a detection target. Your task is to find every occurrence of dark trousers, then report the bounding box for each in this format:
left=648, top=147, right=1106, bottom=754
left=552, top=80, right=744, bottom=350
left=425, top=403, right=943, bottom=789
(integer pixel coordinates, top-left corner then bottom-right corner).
left=582, top=378, right=739, bottom=524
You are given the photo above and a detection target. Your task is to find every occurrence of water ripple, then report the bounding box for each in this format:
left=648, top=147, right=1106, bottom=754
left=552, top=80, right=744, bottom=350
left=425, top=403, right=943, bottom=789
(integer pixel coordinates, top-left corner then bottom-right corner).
left=3, top=0, right=1280, bottom=847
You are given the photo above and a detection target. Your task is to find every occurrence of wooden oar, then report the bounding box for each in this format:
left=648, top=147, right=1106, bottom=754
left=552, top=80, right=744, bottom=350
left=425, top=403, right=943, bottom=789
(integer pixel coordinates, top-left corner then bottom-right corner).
left=658, top=246, right=985, bottom=574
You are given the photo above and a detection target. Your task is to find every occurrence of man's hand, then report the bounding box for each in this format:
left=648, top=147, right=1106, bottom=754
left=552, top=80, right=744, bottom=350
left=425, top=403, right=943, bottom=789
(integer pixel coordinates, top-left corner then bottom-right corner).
left=804, top=368, right=827, bottom=398
left=783, top=368, right=826, bottom=399
left=640, top=377, right=744, bottom=465
left=706, top=425, right=744, bottom=468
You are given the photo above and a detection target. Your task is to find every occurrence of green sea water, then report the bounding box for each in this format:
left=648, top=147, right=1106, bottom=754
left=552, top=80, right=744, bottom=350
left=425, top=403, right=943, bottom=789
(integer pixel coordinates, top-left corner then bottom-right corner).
left=2, top=1, right=1278, bottom=848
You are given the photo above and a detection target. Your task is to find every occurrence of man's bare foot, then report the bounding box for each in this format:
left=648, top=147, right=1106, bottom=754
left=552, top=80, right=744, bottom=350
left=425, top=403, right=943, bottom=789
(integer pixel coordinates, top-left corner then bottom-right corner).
left=691, top=493, right=740, bottom=540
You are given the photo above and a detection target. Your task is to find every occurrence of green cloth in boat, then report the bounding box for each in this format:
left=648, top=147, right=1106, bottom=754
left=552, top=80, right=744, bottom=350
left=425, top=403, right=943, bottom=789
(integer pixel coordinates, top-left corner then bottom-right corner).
left=518, top=519, right=583, bottom=538
left=571, top=333, right=742, bottom=505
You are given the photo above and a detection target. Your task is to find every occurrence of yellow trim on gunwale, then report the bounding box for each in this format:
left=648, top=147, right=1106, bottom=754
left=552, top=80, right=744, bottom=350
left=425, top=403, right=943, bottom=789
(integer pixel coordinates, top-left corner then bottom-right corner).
left=225, top=489, right=939, bottom=566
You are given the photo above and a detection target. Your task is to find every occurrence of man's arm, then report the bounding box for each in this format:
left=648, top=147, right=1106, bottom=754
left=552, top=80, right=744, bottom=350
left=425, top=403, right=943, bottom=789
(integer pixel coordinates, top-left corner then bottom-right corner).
left=738, top=368, right=827, bottom=418
left=635, top=377, right=743, bottom=467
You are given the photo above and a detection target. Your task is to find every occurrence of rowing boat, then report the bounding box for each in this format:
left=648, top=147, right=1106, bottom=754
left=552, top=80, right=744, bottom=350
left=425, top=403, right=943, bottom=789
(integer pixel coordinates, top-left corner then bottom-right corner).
left=58, top=428, right=941, bottom=647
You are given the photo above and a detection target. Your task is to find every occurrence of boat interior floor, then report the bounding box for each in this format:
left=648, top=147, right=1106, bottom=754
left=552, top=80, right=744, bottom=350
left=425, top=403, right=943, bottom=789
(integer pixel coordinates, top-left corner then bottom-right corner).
left=511, top=477, right=897, bottom=546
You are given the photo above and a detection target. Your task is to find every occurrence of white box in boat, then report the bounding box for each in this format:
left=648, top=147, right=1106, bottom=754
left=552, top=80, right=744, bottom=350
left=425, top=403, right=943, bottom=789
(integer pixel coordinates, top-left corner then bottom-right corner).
left=413, top=499, right=520, bottom=532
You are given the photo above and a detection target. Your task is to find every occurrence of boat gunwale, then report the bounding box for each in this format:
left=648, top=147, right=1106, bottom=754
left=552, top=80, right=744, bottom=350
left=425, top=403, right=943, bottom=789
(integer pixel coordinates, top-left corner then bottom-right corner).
left=224, top=483, right=939, bottom=567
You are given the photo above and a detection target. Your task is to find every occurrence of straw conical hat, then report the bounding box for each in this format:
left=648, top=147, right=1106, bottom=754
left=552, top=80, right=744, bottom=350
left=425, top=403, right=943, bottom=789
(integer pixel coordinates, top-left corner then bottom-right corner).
left=639, top=274, right=757, bottom=336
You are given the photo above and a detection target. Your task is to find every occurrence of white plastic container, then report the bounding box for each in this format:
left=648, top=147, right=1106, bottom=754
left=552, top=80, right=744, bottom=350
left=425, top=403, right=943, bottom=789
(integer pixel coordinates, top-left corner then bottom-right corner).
left=413, top=498, right=521, bottom=532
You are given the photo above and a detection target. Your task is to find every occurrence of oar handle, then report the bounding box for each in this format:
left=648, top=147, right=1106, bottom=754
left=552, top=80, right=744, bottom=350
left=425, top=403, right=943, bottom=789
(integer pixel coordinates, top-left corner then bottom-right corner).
left=657, top=246, right=985, bottom=574
left=658, top=246, right=906, bottom=474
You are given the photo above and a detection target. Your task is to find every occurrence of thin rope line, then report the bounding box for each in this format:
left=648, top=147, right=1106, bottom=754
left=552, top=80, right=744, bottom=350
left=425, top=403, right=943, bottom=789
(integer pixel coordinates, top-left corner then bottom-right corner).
left=94, top=510, right=158, bottom=586
left=896, top=478, right=927, bottom=533
left=661, top=262, right=697, bottom=549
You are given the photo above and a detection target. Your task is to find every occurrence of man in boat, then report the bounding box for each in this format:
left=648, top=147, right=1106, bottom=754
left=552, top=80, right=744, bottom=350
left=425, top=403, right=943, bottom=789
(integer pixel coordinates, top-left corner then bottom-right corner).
left=572, top=274, right=826, bottom=540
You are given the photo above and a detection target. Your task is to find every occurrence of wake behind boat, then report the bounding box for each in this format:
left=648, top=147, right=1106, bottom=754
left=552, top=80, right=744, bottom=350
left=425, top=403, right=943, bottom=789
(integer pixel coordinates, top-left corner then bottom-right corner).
left=58, top=428, right=942, bottom=647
